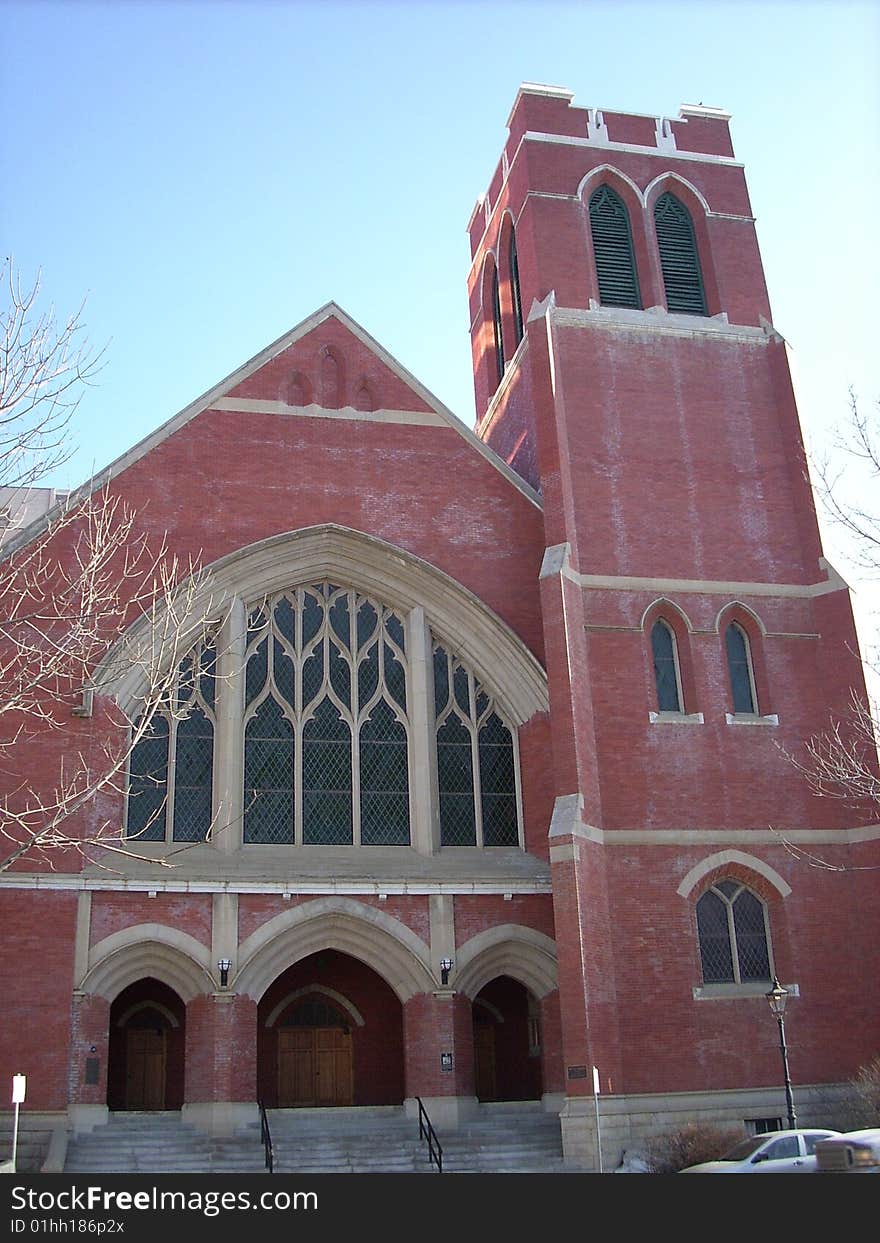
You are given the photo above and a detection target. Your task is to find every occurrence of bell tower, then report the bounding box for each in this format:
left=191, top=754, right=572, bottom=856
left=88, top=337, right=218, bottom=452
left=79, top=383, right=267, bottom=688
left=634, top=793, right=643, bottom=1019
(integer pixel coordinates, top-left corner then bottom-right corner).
left=467, top=84, right=875, bottom=1166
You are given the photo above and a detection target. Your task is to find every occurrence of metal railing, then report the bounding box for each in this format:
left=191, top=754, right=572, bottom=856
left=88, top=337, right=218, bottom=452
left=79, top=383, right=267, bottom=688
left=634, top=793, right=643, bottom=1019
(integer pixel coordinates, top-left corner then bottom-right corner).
left=258, top=1101, right=274, bottom=1174
left=416, top=1097, right=443, bottom=1173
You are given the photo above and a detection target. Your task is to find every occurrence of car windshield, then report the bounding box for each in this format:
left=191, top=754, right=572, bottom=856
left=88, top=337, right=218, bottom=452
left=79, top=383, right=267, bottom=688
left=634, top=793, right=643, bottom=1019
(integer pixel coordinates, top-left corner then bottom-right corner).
left=721, top=1136, right=772, bottom=1161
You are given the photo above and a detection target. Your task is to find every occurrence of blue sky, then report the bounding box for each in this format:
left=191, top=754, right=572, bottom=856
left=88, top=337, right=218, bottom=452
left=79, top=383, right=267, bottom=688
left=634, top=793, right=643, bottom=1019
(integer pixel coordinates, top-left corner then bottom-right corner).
left=2, top=0, right=879, bottom=640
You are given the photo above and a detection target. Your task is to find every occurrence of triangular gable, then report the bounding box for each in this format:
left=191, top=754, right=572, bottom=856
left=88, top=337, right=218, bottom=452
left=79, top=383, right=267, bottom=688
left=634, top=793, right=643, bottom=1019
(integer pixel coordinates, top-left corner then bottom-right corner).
left=3, top=304, right=540, bottom=555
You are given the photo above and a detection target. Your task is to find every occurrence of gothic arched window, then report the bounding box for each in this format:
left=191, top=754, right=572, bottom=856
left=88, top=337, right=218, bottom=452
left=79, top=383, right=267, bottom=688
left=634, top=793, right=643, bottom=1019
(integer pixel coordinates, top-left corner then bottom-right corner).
left=651, top=619, right=683, bottom=713
left=509, top=227, right=524, bottom=348
left=589, top=185, right=641, bottom=308
left=725, top=622, right=757, bottom=714
left=654, top=192, right=707, bottom=315
left=696, top=880, right=771, bottom=983
left=433, top=641, right=519, bottom=847
left=491, top=264, right=504, bottom=384
left=126, top=639, right=216, bottom=843
left=243, top=584, right=410, bottom=846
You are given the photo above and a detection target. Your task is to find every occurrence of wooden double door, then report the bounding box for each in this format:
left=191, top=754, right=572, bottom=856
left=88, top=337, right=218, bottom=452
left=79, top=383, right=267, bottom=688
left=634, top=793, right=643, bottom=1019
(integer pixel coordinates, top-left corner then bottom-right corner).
left=125, top=1028, right=166, bottom=1110
left=278, top=1026, right=353, bottom=1107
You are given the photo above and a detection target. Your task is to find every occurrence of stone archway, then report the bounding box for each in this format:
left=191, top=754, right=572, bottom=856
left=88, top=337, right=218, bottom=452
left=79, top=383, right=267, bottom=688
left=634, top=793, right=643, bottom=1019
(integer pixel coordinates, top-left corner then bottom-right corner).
left=257, top=950, right=405, bottom=1108
left=107, top=978, right=186, bottom=1111
left=472, top=976, right=542, bottom=1103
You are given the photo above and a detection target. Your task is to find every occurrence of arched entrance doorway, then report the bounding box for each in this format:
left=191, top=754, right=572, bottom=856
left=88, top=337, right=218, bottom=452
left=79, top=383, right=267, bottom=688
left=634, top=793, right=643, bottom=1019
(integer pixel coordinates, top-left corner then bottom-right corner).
left=257, top=950, right=405, bottom=1108
left=107, top=978, right=186, bottom=1111
left=472, top=976, right=542, bottom=1103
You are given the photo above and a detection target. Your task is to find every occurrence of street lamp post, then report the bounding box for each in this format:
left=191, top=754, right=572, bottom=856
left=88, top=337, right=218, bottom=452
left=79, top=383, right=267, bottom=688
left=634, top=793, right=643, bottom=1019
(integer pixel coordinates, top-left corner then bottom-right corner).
left=765, top=977, right=797, bottom=1129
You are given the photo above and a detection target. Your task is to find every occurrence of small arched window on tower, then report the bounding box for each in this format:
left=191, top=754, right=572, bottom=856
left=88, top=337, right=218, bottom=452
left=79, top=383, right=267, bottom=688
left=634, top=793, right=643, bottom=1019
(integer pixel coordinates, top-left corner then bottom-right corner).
left=509, top=227, right=524, bottom=349
left=588, top=185, right=641, bottom=309
left=696, top=880, right=771, bottom=983
left=654, top=192, right=707, bottom=315
left=725, top=622, right=757, bottom=714
left=491, top=264, right=504, bottom=384
left=651, top=619, right=683, bottom=713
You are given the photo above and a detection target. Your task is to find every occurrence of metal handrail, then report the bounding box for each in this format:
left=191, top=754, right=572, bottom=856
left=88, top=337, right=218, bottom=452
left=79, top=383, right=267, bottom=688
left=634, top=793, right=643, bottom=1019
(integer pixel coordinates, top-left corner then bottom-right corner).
left=258, top=1101, right=274, bottom=1174
left=416, top=1097, right=443, bottom=1173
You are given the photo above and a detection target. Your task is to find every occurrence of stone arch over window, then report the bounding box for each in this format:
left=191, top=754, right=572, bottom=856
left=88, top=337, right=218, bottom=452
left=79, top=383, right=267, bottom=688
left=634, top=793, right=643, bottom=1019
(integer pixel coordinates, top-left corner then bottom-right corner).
left=264, top=985, right=366, bottom=1029
left=103, top=526, right=548, bottom=857
left=234, top=897, right=436, bottom=1003
left=645, top=173, right=720, bottom=316
left=641, top=598, right=697, bottom=716
left=453, top=925, right=558, bottom=1000
left=716, top=602, right=771, bottom=717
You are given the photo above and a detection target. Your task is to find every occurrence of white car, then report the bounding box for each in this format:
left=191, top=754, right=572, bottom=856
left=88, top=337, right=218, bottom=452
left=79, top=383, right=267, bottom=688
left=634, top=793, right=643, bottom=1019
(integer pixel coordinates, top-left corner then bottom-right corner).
left=814, top=1129, right=880, bottom=1173
left=680, top=1128, right=840, bottom=1173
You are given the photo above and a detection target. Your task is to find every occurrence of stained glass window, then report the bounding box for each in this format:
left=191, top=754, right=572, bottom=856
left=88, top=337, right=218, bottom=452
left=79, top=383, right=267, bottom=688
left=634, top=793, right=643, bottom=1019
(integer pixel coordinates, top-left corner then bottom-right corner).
left=433, top=640, right=519, bottom=847
left=697, top=882, right=771, bottom=983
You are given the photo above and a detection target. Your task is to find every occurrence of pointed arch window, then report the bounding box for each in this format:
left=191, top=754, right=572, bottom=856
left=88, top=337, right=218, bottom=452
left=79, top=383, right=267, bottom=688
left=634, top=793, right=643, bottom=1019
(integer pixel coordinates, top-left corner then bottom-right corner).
left=491, top=264, right=504, bottom=384
left=697, top=880, right=771, bottom=983
left=433, top=641, right=520, bottom=847
left=589, top=185, right=641, bottom=308
left=243, top=584, right=411, bottom=846
left=651, top=619, right=683, bottom=713
left=725, top=622, right=757, bottom=714
left=509, top=228, right=524, bottom=348
left=126, top=639, right=216, bottom=843
left=654, top=192, right=707, bottom=315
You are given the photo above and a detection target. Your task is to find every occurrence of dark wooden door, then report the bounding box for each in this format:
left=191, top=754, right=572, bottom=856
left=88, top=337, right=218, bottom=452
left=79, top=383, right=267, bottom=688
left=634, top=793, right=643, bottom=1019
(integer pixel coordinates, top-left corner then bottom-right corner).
left=474, top=1023, right=497, bottom=1101
left=278, top=1027, right=353, bottom=1106
left=126, top=1028, right=166, bottom=1110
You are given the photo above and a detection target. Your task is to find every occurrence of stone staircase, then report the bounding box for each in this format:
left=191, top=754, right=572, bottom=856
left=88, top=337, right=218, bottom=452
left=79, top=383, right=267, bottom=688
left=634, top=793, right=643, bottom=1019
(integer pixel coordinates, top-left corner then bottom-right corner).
left=62, top=1103, right=579, bottom=1175
left=435, top=1103, right=579, bottom=1173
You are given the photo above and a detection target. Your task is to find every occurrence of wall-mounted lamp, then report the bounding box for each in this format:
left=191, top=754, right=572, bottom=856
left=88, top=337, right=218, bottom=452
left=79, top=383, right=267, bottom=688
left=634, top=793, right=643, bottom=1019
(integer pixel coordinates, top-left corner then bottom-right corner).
left=440, top=957, right=453, bottom=987
left=218, top=958, right=232, bottom=988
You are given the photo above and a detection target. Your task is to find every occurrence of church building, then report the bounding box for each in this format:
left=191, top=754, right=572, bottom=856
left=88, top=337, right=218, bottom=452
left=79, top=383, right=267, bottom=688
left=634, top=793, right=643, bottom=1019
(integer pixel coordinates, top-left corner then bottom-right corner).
left=1, top=83, right=877, bottom=1170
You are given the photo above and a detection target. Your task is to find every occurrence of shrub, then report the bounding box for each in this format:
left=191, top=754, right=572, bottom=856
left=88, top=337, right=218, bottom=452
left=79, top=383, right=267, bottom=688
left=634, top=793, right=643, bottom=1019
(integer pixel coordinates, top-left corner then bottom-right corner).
left=644, top=1121, right=745, bottom=1174
left=847, top=1055, right=880, bottom=1127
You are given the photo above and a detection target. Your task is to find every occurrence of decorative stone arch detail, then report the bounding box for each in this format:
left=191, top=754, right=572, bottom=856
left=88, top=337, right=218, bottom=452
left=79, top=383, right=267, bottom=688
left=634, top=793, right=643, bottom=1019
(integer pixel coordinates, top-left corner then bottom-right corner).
left=640, top=597, right=694, bottom=633
left=677, top=850, right=792, bottom=900
left=453, top=924, right=558, bottom=1000
left=96, top=525, right=548, bottom=727
left=81, top=924, right=215, bottom=1002
left=473, top=997, right=505, bottom=1023
left=115, top=999, right=181, bottom=1029
left=235, top=897, right=436, bottom=1003
left=643, top=171, right=711, bottom=217
left=576, top=164, right=644, bottom=206
left=714, top=599, right=768, bottom=637
left=264, top=985, right=365, bottom=1029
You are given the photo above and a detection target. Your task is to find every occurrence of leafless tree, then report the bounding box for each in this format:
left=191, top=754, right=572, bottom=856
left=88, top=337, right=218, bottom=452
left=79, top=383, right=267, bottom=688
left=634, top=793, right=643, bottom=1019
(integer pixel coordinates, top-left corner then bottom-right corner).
left=776, top=393, right=880, bottom=868
left=0, top=261, right=220, bottom=872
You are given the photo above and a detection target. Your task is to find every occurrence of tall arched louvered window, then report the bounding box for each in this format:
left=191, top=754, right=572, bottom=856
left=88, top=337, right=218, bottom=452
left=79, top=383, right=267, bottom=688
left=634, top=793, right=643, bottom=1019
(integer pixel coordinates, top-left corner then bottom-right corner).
left=725, top=623, right=757, bottom=714
left=588, top=185, right=641, bottom=308
left=243, top=584, right=411, bottom=846
left=696, top=880, right=771, bottom=983
left=509, top=228, right=524, bottom=348
left=126, top=639, right=216, bottom=843
left=491, top=265, right=504, bottom=384
left=651, top=620, right=683, bottom=713
left=654, top=192, right=707, bottom=314
left=433, top=641, right=519, bottom=847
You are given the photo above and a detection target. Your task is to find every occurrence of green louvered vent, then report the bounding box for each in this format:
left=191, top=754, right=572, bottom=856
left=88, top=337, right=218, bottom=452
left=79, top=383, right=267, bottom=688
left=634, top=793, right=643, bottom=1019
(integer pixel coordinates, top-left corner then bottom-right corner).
left=654, top=192, right=707, bottom=314
left=588, top=185, right=641, bottom=308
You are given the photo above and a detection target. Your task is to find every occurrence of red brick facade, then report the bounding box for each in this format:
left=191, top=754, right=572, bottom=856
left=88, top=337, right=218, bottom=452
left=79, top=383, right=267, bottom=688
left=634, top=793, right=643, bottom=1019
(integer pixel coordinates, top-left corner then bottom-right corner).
left=0, top=84, right=877, bottom=1164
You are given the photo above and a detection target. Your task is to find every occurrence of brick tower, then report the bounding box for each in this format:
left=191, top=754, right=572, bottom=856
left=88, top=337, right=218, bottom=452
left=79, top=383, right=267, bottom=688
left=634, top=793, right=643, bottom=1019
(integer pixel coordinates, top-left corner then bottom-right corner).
left=468, top=84, right=879, bottom=1163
